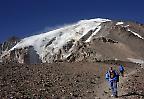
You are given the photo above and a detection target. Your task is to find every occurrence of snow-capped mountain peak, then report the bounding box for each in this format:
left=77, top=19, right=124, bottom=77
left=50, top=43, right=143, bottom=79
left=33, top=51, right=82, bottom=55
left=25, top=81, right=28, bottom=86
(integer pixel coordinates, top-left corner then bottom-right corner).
left=9, top=18, right=111, bottom=63
left=1, top=18, right=144, bottom=64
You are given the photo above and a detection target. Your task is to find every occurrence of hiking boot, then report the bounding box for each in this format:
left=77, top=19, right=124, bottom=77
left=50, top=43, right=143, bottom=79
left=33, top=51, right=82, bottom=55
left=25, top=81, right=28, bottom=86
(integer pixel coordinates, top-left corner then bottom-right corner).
left=114, top=95, right=118, bottom=98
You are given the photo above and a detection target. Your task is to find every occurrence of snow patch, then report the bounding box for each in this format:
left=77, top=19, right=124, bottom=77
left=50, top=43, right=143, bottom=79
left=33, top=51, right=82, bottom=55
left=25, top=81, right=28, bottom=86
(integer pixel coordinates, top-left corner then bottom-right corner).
left=127, top=58, right=144, bottom=64
left=79, top=18, right=111, bottom=23
left=116, top=22, right=124, bottom=25
left=85, top=26, right=101, bottom=42
left=124, top=25, right=129, bottom=27
left=127, top=29, right=144, bottom=39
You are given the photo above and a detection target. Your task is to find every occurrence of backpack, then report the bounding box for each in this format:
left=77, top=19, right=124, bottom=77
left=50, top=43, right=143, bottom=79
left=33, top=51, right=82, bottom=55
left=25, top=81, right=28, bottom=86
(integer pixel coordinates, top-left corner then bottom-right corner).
left=105, top=72, right=109, bottom=80
left=119, top=65, right=124, bottom=71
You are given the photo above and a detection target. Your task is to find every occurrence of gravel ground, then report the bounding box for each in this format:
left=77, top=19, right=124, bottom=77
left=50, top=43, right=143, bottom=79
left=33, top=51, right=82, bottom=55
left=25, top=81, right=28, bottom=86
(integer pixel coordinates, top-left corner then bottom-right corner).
left=0, top=62, right=143, bottom=99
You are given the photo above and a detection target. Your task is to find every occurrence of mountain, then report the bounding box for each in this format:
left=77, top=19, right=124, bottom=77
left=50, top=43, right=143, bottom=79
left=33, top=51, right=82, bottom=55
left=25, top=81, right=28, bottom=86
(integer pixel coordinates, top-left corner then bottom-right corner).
left=1, top=18, right=144, bottom=64
left=0, top=18, right=144, bottom=99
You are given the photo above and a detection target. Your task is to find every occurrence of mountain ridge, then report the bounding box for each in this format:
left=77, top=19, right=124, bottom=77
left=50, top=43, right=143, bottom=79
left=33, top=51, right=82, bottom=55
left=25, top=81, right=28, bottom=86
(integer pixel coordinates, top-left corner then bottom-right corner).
left=0, top=18, right=144, bottom=64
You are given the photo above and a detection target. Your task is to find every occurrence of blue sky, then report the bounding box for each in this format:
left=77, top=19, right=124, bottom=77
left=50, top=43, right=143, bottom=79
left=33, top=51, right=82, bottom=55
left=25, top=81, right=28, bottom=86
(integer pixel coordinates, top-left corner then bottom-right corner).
left=0, top=0, right=144, bottom=42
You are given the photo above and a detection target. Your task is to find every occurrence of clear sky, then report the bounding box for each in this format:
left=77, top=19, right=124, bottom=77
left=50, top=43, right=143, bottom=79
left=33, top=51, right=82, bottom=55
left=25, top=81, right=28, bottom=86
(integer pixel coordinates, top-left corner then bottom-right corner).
left=0, top=0, right=144, bottom=43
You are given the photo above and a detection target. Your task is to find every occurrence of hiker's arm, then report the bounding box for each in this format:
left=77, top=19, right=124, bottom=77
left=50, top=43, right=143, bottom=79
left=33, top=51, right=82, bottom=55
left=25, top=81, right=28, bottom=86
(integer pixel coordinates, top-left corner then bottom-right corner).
left=105, top=73, right=109, bottom=81
left=113, top=72, right=119, bottom=81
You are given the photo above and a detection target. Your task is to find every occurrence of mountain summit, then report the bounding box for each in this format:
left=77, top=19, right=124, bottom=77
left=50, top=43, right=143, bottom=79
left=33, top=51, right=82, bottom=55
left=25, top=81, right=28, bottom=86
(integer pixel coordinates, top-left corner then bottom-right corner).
left=1, top=18, right=144, bottom=64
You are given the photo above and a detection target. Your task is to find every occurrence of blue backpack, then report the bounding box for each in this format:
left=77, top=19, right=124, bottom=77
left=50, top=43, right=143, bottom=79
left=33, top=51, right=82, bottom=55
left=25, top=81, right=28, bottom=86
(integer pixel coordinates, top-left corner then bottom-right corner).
left=119, top=65, right=124, bottom=71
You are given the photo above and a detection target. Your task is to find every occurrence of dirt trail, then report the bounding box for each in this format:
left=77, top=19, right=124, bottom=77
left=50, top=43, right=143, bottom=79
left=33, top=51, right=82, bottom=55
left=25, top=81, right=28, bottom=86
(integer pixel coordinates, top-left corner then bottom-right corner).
left=95, top=64, right=141, bottom=99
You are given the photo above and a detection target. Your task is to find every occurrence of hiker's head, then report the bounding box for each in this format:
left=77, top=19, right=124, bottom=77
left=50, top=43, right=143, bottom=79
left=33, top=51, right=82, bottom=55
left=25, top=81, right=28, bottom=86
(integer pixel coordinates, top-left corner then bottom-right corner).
left=109, top=66, right=113, bottom=72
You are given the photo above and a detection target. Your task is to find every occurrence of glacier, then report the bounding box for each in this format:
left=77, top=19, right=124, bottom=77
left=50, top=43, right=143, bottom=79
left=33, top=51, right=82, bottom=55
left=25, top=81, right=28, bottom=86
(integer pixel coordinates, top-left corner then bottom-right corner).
left=9, top=18, right=111, bottom=63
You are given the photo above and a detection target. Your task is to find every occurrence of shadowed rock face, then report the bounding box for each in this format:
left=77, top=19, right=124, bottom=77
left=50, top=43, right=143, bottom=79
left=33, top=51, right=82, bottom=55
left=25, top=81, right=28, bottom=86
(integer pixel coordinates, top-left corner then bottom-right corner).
left=1, top=20, right=144, bottom=64
left=0, top=36, right=20, bottom=55
left=2, top=46, right=41, bottom=64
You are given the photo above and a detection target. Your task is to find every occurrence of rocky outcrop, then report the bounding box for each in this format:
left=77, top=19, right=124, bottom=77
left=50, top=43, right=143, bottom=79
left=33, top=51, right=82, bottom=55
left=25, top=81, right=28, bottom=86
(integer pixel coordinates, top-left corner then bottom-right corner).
left=94, top=37, right=118, bottom=43
left=2, top=46, right=41, bottom=64
left=0, top=36, right=20, bottom=56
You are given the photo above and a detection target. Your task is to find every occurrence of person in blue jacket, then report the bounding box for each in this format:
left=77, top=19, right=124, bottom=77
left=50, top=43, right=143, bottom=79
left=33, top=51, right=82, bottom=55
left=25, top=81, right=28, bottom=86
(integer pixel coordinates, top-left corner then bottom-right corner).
left=105, top=66, right=119, bottom=98
left=119, top=65, right=124, bottom=77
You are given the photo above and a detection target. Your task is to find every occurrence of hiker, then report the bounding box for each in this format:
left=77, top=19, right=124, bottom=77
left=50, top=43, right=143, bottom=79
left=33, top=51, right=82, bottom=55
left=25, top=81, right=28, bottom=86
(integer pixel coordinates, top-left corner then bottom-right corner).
left=105, top=66, right=119, bottom=98
left=119, top=65, right=124, bottom=77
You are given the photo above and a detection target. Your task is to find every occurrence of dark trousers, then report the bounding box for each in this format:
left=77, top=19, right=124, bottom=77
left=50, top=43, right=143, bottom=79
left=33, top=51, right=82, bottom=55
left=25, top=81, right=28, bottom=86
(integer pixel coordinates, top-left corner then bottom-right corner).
left=109, top=80, right=118, bottom=96
left=120, top=71, right=124, bottom=77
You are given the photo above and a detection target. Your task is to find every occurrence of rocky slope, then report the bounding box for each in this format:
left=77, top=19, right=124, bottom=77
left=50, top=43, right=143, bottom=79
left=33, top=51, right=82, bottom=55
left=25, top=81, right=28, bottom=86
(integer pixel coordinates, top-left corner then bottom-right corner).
left=119, top=64, right=144, bottom=99
left=1, top=18, right=144, bottom=64
left=0, top=61, right=143, bottom=99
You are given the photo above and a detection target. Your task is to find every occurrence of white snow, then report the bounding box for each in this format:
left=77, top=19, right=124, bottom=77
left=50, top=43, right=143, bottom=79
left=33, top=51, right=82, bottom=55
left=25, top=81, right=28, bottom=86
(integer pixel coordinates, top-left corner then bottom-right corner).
left=127, top=29, right=144, bottom=39
left=79, top=18, right=111, bottom=23
left=10, top=18, right=111, bottom=62
left=116, top=22, right=124, bottom=25
left=124, top=25, right=129, bottom=27
left=127, top=58, right=144, bottom=64
left=85, top=26, right=101, bottom=42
